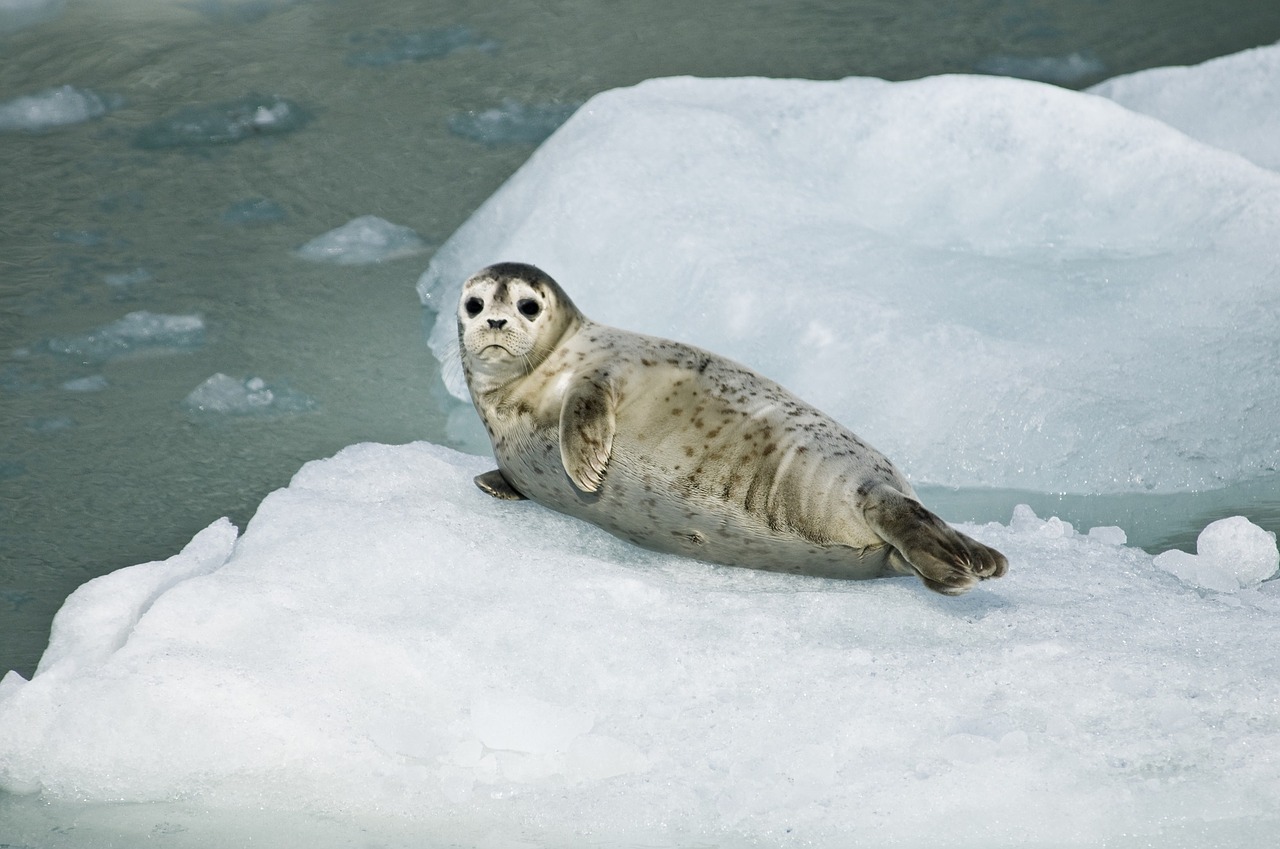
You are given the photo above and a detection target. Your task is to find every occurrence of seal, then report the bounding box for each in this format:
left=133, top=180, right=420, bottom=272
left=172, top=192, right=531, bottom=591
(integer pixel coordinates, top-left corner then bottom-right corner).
left=457, top=262, right=1007, bottom=595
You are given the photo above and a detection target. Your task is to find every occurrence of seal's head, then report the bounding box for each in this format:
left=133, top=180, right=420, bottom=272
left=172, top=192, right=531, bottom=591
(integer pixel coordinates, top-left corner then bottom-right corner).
left=457, top=263, right=581, bottom=392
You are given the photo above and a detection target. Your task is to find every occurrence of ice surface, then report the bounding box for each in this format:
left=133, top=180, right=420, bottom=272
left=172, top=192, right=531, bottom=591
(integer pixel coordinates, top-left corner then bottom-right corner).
left=133, top=93, right=310, bottom=149
left=448, top=99, right=581, bottom=146
left=0, top=85, right=116, bottom=132
left=975, top=51, right=1106, bottom=85
left=1, top=442, right=1277, bottom=847
left=417, top=70, right=1280, bottom=495
left=1090, top=40, right=1280, bottom=171
left=346, top=25, right=497, bottom=67
left=295, top=214, right=429, bottom=265
left=1154, top=516, right=1279, bottom=592
left=42, top=311, right=204, bottom=362
left=184, top=373, right=316, bottom=416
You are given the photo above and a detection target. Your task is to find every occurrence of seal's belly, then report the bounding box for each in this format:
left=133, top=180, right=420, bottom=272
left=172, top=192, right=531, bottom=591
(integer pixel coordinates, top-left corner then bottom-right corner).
left=495, top=429, right=899, bottom=580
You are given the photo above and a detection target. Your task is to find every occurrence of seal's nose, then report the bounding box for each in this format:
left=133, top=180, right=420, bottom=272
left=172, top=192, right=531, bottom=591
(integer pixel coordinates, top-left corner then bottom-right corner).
left=488, top=318, right=507, bottom=329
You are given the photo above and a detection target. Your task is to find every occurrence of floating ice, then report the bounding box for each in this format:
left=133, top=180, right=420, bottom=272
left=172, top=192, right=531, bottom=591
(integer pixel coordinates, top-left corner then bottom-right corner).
left=60, top=375, right=108, bottom=392
left=101, top=267, right=150, bottom=288
left=448, top=99, right=580, bottom=146
left=133, top=93, right=310, bottom=149
left=295, top=215, right=429, bottom=265
left=1, top=441, right=1277, bottom=847
left=0, top=85, right=116, bottom=133
left=974, top=51, right=1106, bottom=85
left=221, top=196, right=286, bottom=225
left=42, top=311, right=205, bottom=362
left=1154, top=516, right=1279, bottom=592
left=1089, top=40, right=1280, bottom=171
left=346, top=25, right=497, bottom=68
left=417, top=69, right=1280, bottom=495
left=184, top=373, right=316, bottom=417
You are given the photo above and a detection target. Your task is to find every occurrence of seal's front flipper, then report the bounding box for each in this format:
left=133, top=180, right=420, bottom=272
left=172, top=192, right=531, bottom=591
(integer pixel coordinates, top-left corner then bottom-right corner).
left=475, top=469, right=527, bottom=501
left=861, top=485, right=1007, bottom=595
left=559, top=376, right=616, bottom=493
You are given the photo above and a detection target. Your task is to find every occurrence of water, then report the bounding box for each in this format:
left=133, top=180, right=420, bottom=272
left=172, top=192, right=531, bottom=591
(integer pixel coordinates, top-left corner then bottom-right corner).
left=2, top=0, right=1279, bottom=691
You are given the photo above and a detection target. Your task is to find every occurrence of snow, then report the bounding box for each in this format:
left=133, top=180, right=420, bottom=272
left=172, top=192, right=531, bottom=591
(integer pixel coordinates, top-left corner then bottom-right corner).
left=1090, top=40, right=1280, bottom=172
left=418, top=62, right=1280, bottom=496
left=184, top=373, right=316, bottom=416
left=132, top=93, right=310, bottom=149
left=0, top=85, right=115, bottom=132
left=1, top=442, right=1277, bottom=847
left=294, top=215, right=429, bottom=265
left=41, top=311, right=205, bottom=362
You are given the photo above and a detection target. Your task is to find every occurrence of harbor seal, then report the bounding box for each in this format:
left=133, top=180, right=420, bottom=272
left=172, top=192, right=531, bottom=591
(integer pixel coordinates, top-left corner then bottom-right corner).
left=457, top=262, right=1007, bottom=595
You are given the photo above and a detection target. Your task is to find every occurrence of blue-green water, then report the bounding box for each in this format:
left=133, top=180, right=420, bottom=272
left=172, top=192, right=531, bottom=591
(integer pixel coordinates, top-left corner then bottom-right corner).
left=3, top=0, right=1279, bottom=690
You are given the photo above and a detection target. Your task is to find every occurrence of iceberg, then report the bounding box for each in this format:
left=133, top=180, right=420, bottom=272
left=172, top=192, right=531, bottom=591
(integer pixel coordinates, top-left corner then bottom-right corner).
left=0, top=85, right=116, bottom=133
left=1089, top=40, right=1280, bottom=171
left=294, top=215, right=429, bottom=265
left=1, top=442, right=1277, bottom=847
left=417, top=69, right=1280, bottom=495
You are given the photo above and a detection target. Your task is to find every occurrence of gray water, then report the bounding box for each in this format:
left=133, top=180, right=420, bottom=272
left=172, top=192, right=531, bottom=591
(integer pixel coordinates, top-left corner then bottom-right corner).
left=3, top=0, right=1279, bottom=688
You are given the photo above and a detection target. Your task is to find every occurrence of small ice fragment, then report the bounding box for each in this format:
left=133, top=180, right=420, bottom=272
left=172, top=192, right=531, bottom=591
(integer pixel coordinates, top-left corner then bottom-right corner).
left=222, top=197, right=286, bottom=225
left=294, top=215, right=429, bottom=265
left=1154, top=516, right=1278, bottom=591
left=1088, top=526, right=1127, bottom=546
left=60, top=375, right=108, bottom=392
left=133, top=93, right=311, bottom=149
left=0, top=85, right=116, bottom=132
left=448, top=99, right=580, bottom=146
left=102, top=268, right=151, bottom=287
left=184, top=373, right=316, bottom=416
left=43, top=311, right=205, bottom=362
left=345, top=25, right=497, bottom=68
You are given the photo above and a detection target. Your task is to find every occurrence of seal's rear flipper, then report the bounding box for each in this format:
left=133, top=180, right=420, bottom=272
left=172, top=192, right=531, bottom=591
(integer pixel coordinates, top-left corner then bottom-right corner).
left=475, top=469, right=527, bottom=501
left=861, top=485, right=1007, bottom=595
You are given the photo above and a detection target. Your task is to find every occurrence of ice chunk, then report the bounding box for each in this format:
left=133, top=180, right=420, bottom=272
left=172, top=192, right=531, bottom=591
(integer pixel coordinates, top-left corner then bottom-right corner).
left=416, top=71, right=1280, bottom=495
left=1156, top=516, right=1280, bottom=592
left=1, top=441, right=1278, bottom=846
left=184, top=373, right=316, bottom=416
left=221, top=196, right=286, bottom=225
left=294, top=215, right=429, bottom=265
left=448, top=99, right=580, bottom=146
left=42, top=311, right=205, bottom=362
left=974, top=51, right=1106, bottom=85
left=133, top=93, right=310, bottom=149
left=1087, top=526, right=1127, bottom=546
left=345, top=25, right=497, bottom=67
left=60, top=375, right=108, bottom=392
left=1090, top=40, right=1280, bottom=171
left=101, top=267, right=151, bottom=288
left=0, top=85, right=116, bottom=133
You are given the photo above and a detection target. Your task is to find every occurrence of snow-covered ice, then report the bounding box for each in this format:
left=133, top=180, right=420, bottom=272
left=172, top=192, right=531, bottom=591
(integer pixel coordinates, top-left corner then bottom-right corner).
left=449, top=99, right=581, bottom=146
left=295, top=215, right=429, bottom=265
left=346, top=25, right=497, bottom=67
left=418, top=54, right=1280, bottom=496
left=133, top=93, right=310, bottom=149
left=184, top=373, right=316, bottom=417
left=1090, top=40, right=1280, bottom=172
left=42, top=311, right=205, bottom=362
left=0, top=85, right=116, bottom=133
left=1, top=442, right=1277, bottom=847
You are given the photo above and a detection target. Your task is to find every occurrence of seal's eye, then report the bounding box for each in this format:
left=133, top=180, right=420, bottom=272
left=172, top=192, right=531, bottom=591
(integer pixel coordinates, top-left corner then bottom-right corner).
left=517, top=299, right=541, bottom=319
left=464, top=297, right=483, bottom=317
